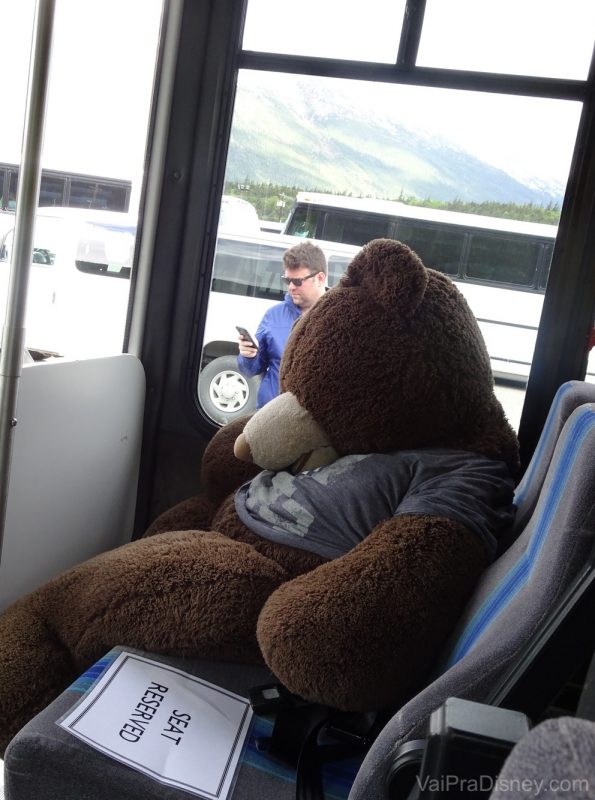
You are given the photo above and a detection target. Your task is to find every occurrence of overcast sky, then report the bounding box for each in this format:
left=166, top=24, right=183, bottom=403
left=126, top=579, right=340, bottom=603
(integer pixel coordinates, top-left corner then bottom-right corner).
left=1, top=0, right=162, bottom=178
left=1, top=0, right=593, bottom=190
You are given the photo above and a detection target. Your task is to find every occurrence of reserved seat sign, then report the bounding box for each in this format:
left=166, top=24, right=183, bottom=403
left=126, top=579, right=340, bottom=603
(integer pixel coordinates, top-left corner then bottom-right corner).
left=59, top=650, right=253, bottom=799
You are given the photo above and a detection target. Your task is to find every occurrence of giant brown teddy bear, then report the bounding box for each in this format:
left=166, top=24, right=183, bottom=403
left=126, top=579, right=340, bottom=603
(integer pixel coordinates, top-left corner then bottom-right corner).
left=0, top=239, right=519, bottom=751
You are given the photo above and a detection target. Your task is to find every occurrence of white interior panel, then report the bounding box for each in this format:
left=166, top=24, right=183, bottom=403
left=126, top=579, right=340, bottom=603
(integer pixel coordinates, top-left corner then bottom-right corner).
left=0, top=354, right=145, bottom=611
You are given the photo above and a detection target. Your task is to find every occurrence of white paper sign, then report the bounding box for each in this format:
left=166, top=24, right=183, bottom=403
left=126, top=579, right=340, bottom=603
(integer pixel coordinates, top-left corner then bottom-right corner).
left=58, top=651, right=253, bottom=799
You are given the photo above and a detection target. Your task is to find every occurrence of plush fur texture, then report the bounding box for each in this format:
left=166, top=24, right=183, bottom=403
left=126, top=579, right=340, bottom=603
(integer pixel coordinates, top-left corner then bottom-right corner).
left=0, top=238, right=519, bottom=753
left=281, top=240, right=519, bottom=471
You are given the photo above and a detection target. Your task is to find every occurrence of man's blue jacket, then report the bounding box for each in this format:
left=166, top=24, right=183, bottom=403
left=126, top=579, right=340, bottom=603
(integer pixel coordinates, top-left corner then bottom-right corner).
left=237, top=293, right=301, bottom=409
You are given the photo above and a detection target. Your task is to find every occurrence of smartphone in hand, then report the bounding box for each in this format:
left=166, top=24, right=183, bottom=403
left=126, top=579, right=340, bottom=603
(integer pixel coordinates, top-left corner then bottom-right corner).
left=236, top=326, right=258, bottom=349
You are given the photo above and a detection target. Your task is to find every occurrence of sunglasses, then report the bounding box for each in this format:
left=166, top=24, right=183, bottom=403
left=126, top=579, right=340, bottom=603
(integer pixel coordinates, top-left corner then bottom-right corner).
left=282, top=271, right=319, bottom=287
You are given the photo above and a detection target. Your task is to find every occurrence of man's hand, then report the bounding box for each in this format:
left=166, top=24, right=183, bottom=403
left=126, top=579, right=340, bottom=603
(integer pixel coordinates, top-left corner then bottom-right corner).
left=238, top=335, right=258, bottom=358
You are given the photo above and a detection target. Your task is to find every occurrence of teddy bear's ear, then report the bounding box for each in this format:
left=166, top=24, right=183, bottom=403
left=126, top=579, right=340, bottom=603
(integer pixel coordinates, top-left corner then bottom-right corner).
left=340, top=238, right=428, bottom=317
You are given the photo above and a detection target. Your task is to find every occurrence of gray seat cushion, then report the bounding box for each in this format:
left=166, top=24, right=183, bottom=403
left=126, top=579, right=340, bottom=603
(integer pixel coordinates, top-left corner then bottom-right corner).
left=4, top=647, right=361, bottom=800
left=490, top=717, right=595, bottom=800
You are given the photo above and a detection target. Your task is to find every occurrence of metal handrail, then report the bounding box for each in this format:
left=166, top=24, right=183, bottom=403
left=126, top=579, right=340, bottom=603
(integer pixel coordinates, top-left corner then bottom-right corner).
left=0, top=0, right=55, bottom=565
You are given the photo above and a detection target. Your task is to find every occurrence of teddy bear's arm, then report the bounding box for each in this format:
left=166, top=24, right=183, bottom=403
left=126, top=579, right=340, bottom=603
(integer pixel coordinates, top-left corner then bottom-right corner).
left=143, top=416, right=261, bottom=537
left=256, top=513, right=487, bottom=712
left=143, top=494, right=218, bottom=537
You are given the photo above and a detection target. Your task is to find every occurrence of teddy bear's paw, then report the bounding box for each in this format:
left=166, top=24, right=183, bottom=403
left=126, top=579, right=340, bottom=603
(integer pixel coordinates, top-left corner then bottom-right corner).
left=256, top=516, right=488, bottom=713
left=256, top=567, right=399, bottom=712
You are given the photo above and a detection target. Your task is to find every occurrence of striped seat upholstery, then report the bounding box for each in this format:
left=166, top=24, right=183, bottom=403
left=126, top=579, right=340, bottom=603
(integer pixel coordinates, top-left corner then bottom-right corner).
left=349, top=398, right=595, bottom=800
left=512, top=380, right=595, bottom=535
left=444, top=400, right=595, bottom=669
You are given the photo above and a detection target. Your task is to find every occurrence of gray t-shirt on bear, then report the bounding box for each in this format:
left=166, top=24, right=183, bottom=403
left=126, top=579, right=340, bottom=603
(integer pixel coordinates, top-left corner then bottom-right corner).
left=234, top=449, right=515, bottom=561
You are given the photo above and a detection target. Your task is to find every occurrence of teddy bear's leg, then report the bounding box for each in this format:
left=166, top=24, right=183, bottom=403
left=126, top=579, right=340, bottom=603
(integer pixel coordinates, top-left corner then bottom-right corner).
left=0, top=529, right=287, bottom=752
left=257, top=514, right=487, bottom=712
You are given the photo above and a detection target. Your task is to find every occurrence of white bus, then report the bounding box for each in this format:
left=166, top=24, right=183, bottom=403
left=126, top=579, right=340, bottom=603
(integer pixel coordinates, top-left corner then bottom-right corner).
left=283, top=192, right=563, bottom=385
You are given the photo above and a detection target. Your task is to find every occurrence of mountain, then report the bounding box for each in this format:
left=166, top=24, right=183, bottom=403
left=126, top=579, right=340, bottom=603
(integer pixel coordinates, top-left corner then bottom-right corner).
left=225, top=74, right=566, bottom=206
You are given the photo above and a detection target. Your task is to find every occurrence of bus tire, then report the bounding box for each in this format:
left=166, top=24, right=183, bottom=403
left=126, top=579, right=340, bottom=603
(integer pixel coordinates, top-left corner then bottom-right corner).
left=198, top=355, right=260, bottom=425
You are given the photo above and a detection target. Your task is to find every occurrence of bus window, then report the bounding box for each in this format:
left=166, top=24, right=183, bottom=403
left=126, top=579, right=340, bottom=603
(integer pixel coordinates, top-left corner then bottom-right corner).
left=465, top=234, right=541, bottom=286
left=323, top=210, right=395, bottom=245
left=395, top=221, right=464, bottom=276
left=5, top=0, right=162, bottom=361
left=0, top=169, right=19, bottom=212
left=70, top=179, right=104, bottom=210
left=93, top=183, right=129, bottom=212
left=288, top=205, right=320, bottom=238
left=538, top=243, right=555, bottom=290
left=210, top=236, right=286, bottom=301
left=3, top=162, right=132, bottom=213
left=327, top=254, right=353, bottom=286
left=39, top=174, right=67, bottom=207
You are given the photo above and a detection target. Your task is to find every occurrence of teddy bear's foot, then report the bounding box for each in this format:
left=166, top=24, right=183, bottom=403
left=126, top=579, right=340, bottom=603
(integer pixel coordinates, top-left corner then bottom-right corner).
left=0, top=529, right=288, bottom=753
left=0, top=594, right=78, bottom=752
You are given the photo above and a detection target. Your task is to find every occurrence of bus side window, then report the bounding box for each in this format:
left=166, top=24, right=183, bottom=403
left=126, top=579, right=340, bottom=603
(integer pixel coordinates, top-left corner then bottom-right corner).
left=253, top=243, right=286, bottom=301
left=327, top=255, right=351, bottom=287
left=211, top=239, right=258, bottom=298
left=465, top=233, right=540, bottom=286
left=211, top=253, right=251, bottom=297
left=211, top=237, right=285, bottom=302
left=260, top=255, right=285, bottom=299
left=323, top=211, right=393, bottom=246
left=39, top=175, right=66, bottom=208
left=287, top=205, right=319, bottom=238
left=538, top=243, right=554, bottom=290
left=395, top=221, right=464, bottom=276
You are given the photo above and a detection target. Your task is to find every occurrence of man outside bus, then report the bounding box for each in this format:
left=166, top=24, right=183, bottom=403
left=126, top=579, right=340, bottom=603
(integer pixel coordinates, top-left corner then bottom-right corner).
left=237, top=241, right=327, bottom=409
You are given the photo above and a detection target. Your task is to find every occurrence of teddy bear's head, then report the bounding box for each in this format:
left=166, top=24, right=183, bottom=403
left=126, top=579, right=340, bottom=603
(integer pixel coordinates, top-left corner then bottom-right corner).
left=235, top=238, right=519, bottom=474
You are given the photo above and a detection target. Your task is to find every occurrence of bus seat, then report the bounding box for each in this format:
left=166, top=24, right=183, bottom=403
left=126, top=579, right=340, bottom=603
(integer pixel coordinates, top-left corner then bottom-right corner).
left=349, top=400, right=595, bottom=800
left=487, top=716, right=595, bottom=800
left=5, top=395, right=595, bottom=800
left=3, top=648, right=362, bottom=799
left=511, top=380, right=595, bottom=534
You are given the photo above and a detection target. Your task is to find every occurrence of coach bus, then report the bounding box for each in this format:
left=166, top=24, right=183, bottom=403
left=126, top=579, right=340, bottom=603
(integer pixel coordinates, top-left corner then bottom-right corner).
left=0, top=162, right=131, bottom=214
left=283, top=192, right=565, bottom=384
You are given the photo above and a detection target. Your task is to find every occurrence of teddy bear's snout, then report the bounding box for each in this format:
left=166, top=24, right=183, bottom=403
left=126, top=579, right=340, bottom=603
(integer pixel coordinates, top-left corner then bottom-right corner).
left=234, top=433, right=253, bottom=463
